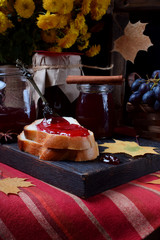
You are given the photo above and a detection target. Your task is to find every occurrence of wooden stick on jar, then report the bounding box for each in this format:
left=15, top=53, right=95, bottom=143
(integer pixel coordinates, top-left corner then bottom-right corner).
left=66, top=75, right=124, bottom=85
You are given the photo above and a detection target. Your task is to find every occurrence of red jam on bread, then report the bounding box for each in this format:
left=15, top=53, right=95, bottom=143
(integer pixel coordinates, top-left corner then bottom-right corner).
left=37, top=117, right=90, bottom=137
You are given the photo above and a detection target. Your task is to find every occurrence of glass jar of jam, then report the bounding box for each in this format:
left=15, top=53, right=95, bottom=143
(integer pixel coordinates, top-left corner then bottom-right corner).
left=75, top=84, right=114, bottom=139
left=0, top=65, right=36, bottom=141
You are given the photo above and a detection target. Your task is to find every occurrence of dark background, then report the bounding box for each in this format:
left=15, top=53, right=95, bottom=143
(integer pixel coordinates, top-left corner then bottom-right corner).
left=127, top=10, right=160, bottom=79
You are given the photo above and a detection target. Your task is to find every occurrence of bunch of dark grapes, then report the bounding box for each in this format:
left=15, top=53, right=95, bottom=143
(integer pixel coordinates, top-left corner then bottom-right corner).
left=128, top=70, right=160, bottom=111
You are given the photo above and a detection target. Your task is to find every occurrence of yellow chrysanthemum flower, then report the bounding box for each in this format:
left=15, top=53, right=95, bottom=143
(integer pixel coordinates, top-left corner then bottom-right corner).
left=78, top=40, right=89, bottom=51
left=41, top=29, right=57, bottom=43
left=80, top=23, right=88, bottom=35
left=58, top=28, right=79, bottom=48
left=48, top=46, right=62, bottom=52
left=0, top=11, right=13, bottom=33
left=91, top=0, right=111, bottom=21
left=37, top=12, right=68, bottom=30
left=74, top=13, right=85, bottom=31
left=58, top=0, right=74, bottom=14
left=69, top=20, right=76, bottom=30
left=0, top=0, right=14, bottom=15
left=43, top=0, right=62, bottom=13
left=14, top=0, right=35, bottom=18
left=81, top=0, right=92, bottom=15
left=57, top=14, right=70, bottom=28
left=85, top=44, right=101, bottom=57
left=82, top=32, right=91, bottom=41
left=37, top=13, right=58, bottom=30
left=0, top=0, right=109, bottom=61
left=0, top=0, right=7, bottom=7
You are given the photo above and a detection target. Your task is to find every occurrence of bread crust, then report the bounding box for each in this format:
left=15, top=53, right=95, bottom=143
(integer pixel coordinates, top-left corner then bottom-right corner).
left=18, top=132, right=42, bottom=157
left=18, top=131, right=99, bottom=161
left=24, top=118, right=95, bottom=150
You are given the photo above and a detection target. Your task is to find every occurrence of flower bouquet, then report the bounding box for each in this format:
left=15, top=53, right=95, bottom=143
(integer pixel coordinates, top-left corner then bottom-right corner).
left=0, top=0, right=111, bottom=65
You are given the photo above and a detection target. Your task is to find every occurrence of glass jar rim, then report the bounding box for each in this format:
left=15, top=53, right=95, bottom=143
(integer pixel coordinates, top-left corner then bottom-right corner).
left=0, top=72, right=23, bottom=77
left=77, top=84, right=113, bottom=93
left=0, top=65, right=23, bottom=77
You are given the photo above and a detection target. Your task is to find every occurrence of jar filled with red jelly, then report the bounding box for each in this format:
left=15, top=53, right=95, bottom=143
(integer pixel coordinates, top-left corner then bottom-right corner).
left=0, top=65, right=36, bottom=142
left=76, top=84, right=114, bottom=139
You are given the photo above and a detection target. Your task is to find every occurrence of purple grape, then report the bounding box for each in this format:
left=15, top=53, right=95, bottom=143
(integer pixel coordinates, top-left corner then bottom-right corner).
left=154, top=85, right=160, bottom=101
left=149, top=82, right=154, bottom=89
left=129, top=91, right=141, bottom=105
left=152, top=70, right=160, bottom=79
left=142, top=90, right=155, bottom=105
left=138, top=82, right=150, bottom=95
left=131, top=78, right=145, bottom=92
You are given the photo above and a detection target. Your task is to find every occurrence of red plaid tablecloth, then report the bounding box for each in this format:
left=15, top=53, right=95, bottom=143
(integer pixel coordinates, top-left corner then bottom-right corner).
left=0, top=162, right=160, bottom=240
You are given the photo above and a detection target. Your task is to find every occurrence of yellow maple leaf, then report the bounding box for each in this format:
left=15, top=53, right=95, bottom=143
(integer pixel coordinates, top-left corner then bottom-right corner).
left=112, top=21, right=153, bottom=63
left=147, top=179, right=160, bottom=185
left=147, top=174, right=160, bottom=185
left=99, top=139, right=158, bottom=157
left=0, top=177, right=35, bottom=195
left=151, top=173, right=160, bottom=178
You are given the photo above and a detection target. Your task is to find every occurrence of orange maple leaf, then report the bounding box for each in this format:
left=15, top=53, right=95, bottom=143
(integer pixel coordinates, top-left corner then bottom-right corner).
left=112, top=21, right=153, bottom=63
left=0, top=177, right=35, bottom=195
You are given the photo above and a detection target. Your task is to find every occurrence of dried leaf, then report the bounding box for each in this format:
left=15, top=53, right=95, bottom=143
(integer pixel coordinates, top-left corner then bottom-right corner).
left=99, top=139, right=158, bottom=157
left=151, top=173, right=160, bottom=178
left=0, top=177, right=35, bottom=195
left=147, top=179, right=160, bottom=185
left=112, top=21, right=153, bottom=63
left=147, top=173, right=160, bottom=185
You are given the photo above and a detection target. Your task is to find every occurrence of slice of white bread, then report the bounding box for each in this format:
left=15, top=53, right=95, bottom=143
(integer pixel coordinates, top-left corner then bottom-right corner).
left=24, top=117, right=95, bottom=150
left=18, top=131, right=99, bottom=161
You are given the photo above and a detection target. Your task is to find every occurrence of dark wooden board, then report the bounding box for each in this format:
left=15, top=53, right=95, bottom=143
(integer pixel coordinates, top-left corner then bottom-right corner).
left=0, top=137, right=160, bottom=198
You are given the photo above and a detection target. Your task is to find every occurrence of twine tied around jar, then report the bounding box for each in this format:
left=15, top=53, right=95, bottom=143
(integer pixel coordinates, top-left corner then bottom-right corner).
left=32, top=63, right=114, bottom=72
